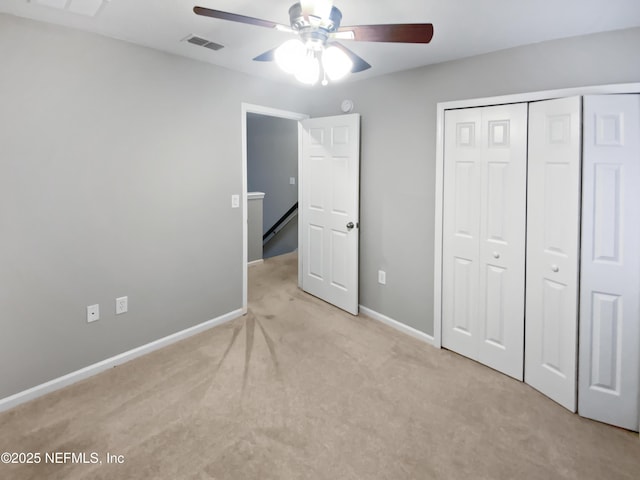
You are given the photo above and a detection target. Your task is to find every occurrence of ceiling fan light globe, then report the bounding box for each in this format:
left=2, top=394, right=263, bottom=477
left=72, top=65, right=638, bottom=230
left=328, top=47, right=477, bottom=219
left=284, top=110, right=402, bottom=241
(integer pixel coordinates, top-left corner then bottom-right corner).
left=275, top=39, right=306, bottom=74
left=322, top=46, right=353, bottom=81
left=294, top=55, right=320, bottom=85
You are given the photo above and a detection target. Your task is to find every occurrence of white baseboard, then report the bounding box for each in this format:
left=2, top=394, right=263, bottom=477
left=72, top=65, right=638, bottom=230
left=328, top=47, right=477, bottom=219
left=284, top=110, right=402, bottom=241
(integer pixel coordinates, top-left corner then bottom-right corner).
left=248, top=259, right=264, bottom=267
left=359, top=305, right=438, bottom=348
left=0, top=308, right=243, bottom=413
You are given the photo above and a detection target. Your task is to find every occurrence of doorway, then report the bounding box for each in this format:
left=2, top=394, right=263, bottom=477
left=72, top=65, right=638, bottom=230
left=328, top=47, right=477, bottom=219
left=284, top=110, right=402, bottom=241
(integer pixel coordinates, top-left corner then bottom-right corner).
left=247, top=113, right=299, bottom=260
left=241, top=104, right=308, bottom=313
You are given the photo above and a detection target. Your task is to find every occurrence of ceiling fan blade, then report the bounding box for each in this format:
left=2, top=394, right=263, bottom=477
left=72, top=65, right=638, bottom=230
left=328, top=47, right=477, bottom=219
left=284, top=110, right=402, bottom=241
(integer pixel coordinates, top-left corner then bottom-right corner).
left=331, top=42, right=371, bottom=73
left=253, top=47, right=278, bottom=62
left=193, top=6, right=289, bottom=31
left=336, top=23, right=434, bottom=43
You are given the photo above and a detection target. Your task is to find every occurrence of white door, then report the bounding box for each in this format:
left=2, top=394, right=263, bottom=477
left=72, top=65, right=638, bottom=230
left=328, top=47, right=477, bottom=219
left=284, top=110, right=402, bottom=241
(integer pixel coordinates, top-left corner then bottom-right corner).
left=300, top=114, right=360, bottom=315
left=579, top=94, right=640, bottom=431
left=442, top=103, right=527, bottom=380
left=442, top=107, right=481, bottom=361
left=525, top=96, right=582, bottom=412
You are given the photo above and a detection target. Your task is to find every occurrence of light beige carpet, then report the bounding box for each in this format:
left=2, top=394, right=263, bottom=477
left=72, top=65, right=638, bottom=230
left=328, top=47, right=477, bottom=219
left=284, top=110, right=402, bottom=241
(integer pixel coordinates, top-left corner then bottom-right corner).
left=1, top=251, right=638, bottom=479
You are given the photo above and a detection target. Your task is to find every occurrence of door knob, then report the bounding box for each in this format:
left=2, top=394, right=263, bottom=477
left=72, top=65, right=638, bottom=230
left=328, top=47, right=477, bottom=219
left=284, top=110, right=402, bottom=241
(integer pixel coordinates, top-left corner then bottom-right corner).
left=493, top=252, right=500, bottom=259
left=346, top=222, right=355, bottom=230
left=551, top=265, right=559, bottom=272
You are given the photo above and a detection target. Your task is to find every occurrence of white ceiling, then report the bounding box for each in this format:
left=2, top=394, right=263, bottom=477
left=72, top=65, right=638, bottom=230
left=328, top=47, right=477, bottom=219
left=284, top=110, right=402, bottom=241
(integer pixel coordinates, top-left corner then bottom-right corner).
left=2, top=0, right=640, bottom=85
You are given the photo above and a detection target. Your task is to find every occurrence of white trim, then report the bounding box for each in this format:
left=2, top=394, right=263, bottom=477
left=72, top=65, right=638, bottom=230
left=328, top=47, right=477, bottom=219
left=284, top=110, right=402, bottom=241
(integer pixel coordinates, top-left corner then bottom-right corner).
left=433, top=82, right=640, bottom=348
left=436, top=82, right=640, bottom=111
left=297, top=121, right=304, bottom=289
left=241, top=104, right=309, bottom=312
left=360, top=305, right=437, bottom=348
left=248, top=259, right=264, bottom=267
left=0, top=309, right=243, bottom=413
left=433, top=101, right=445, bottom=349
left=247, top=191, right=265, bottom=200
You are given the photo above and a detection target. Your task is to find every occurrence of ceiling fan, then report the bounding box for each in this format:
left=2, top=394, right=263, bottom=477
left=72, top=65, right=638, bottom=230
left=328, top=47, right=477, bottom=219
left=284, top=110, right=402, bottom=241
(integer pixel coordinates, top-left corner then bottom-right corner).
left=193, top=0, right=434, bottom=86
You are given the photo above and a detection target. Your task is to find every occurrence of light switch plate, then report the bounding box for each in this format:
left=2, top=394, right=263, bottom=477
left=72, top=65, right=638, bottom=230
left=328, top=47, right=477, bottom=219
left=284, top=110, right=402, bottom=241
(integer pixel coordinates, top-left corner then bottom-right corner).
left=289, top=177, right=296, bottom=185
left=231, top=194, right=240, bottom=208
left=116, top=296, right=128, bottom=315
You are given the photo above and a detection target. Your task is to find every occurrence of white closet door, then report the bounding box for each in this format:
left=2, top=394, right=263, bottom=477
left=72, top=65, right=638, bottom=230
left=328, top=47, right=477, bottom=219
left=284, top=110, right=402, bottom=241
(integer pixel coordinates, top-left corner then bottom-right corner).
left=579, top=94, right=640, bottom=431
left=525, top=96, right=582, bottom=411
left=442, top=107, right=482, bottom=361
left=443, top=104, right=527, bottom=379
left=476, top=104, right=527, bottom=379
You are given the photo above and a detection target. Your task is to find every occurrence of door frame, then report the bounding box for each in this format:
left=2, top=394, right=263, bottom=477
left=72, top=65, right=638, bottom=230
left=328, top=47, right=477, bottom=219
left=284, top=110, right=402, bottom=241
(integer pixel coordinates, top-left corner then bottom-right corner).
left=241, top=103, right=309, bottom=313
left=434, top=82, right=640, bottom=349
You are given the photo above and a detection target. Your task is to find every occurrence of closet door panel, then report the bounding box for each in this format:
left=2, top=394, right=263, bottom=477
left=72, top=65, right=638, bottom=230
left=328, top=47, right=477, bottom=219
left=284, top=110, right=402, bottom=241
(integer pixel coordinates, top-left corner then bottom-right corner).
left=525, top=96, right=582, bottom=412
left=579, top=94, right=640, bottom=431
left=477, top=104, right=527, bottom=380
left=443, top=104, right=527, bottom=380
left=442, top=109, right=482, bottom=358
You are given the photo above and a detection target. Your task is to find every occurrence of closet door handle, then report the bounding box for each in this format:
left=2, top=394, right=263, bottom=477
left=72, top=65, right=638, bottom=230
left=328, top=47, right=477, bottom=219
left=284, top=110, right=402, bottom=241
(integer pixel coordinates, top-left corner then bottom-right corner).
left=551, top=265, right=559, bottom=273
left=492, top=252, right=500, bottom=259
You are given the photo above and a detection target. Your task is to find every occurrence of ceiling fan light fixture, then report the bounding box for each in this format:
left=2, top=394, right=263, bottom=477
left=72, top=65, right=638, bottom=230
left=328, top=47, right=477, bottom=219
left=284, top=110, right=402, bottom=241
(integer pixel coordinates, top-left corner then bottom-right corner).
left=294, top=50, right=320, bottom=85
left=322, top=46, right=352, bottom=81
left=292, top=1, right=341, bottom=31
left=274, top=38, right=306, bottom=74
left=307, top=0, right=334, bottom=24
left=194, top=4, right=434, bottom=84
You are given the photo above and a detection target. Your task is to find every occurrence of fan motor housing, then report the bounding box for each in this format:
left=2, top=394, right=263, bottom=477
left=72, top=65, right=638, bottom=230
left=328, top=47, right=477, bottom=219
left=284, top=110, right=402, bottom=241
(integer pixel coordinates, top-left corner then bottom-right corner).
left=288, top=2, right=343, bottom=44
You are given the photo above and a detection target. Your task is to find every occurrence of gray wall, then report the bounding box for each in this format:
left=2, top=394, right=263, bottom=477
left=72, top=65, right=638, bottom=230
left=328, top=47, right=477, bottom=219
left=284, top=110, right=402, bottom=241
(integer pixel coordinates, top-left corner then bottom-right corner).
left=2, top=12, right=639, bottom=401
left=0, top=14, right=309, bottom=400
left=306, top=27, right=640, bottom=336
left=247, top=114, right=298, bottom=258
left=264, top=215, right=298, bottom=259
left=247, top=195, right=264, bottom=263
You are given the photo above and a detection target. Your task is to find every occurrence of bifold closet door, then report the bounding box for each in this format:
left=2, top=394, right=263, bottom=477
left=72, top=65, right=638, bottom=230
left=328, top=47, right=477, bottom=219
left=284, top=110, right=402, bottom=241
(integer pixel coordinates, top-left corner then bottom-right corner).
left=579, top=94, right=640, bottom=431
left=525, top=96, right=582, bottom=412
left=442, top=103, right=527, bottom=380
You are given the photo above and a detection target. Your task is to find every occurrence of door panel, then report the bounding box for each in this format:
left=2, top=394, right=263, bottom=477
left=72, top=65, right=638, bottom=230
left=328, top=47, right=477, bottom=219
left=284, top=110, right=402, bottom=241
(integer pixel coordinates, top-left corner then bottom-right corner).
left=541, top=279, right=566, bottom=376
left=454, top=161, right=477, bottom=236
left=589, top=292, right=621, bottom=391
left=330, top=230, right=348, bottom=289
left=443, top=108, right=482, bottom=359
left=484, top=265, right=506, bottom=347
left=301, top=114, right=360, bottom=315
left=579, top=94, right=640, bottom=431
left=443, top=104, right=527, bottom=380
left=477, top=104, right=527, bottom=380
left=308, top=225, right=324, bottom=280
left=309, top=157, right=327, bottom=210
left=452, top=256, right=474, bottom=335
left=525, top=96, right=582, bottom=411
left=485, top=162, right=508, bottom=240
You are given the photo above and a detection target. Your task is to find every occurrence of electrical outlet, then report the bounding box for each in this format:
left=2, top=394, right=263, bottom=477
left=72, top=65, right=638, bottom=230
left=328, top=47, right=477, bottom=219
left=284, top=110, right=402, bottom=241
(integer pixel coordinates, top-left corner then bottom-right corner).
left=289, top=177, right=296, bottom=185
left=87, top=304, right=100, bottom=323
left=378, top=270, right=386, bottom=285
left=231, top=194, right=240, bottom=208
left=116, top=296, right=128, bottom=315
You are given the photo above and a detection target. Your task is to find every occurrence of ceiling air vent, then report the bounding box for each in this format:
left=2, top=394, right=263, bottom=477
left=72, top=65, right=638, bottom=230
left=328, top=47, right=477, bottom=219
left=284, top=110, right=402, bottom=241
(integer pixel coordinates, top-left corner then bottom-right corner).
left=184, top=35, right=224, bottom=51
